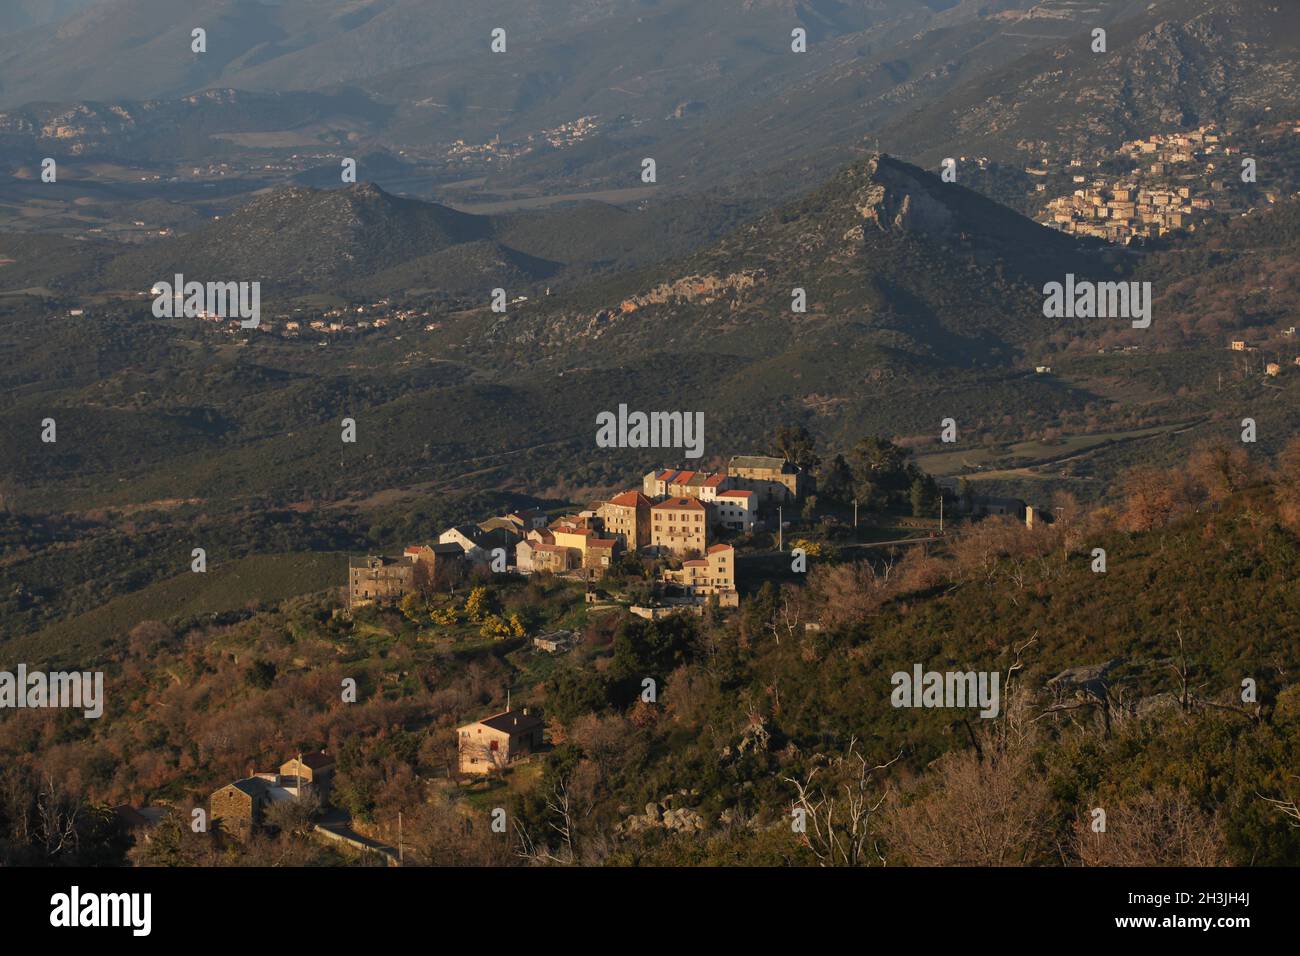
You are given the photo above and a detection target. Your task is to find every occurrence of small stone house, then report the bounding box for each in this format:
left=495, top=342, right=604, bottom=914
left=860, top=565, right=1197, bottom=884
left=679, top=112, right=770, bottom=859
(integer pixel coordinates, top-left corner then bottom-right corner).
left=210, top=777, right=272, bottom=840
left=456, top=709, right=544, bottom=775
left=279, top=751, right=336, bottom=799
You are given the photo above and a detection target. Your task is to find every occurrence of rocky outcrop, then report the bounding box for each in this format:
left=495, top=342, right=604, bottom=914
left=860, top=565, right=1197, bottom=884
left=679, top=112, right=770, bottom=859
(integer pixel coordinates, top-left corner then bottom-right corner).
left=615, top=269, right=767, bottom=314
left=1046, top=659, right=1123, bottom=702
left=616, top=791, right=707, bottom=835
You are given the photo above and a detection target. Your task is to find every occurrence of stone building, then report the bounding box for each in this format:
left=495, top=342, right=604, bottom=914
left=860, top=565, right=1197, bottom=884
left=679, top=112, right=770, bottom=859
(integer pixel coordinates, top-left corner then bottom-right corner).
left=456, top=708, right=544, bottom=775
left=651, top=497, right=709, bottom=556
left=664, top=544, right=738, bottom=606
left=598, top=491, right=652, bottom=551
left=278, top=752, right=336, bottom=800
left=583, top=537, right=622, bottom=574
left=348, top=555, right=414, bottom=611
left=210, top=778, right=272, bottom=841
left=713, top=489, right=756, bottom=533
left=527, top=541, right=573, bottom=573
left=727, top=455, right=808, bottom=503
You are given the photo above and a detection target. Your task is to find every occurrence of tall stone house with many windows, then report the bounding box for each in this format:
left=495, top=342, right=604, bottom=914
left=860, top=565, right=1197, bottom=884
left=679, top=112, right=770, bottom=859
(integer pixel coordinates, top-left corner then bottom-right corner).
left=651, top=497, right=709, bottom=556
left=727, top=455, right=809, bottom=503
left=348, top=555, right=414, bottom=611
left=598, top=491, right=652, bottom=551
left=664, top=543, right=739, bottom=606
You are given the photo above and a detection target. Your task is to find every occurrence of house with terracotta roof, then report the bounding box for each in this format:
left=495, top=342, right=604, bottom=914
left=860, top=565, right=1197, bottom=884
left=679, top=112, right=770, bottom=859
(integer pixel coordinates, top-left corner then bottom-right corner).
left=598, top=490, right=652, bottom=551
left=527, top=541, right=573, bottom=573
left=552, top=524, right=596, bottom=564
left=714, top=489, right=757, bottom=532
left=643, top=468, right=730, bottom=501
left=651, top=496, right=710, bottom=556
left=697, top=472, right=730, bottom=501
left=643, top=468, right=680, bottom=498
left=456, top=708, right=544, bottom=775
left=515, top=528, right=557, bottom=571
left=667, top=470, right=702, bottom=498
left=663, top=544, right=739, bottom=607
left=583, top=536, right=623, bottom=574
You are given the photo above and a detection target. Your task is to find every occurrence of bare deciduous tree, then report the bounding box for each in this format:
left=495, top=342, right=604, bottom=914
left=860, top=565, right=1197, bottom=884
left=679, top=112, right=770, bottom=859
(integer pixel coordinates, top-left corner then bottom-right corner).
left=1075, top=790, right=1229, bottom=866
left=783, top=738, right=900, bottom=866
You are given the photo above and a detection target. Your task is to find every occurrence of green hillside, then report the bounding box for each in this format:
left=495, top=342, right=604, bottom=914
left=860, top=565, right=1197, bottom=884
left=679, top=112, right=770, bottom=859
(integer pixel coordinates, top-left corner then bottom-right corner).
left=7, top=551, right=345, bottom=668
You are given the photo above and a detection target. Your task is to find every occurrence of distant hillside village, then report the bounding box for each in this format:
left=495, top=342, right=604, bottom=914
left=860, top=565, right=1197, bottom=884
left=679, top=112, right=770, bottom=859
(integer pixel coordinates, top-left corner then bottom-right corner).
left=1037, top=121, right=1299, bottom=244
left=178, top=708, right=548, bottom=854
left=150, top=449, right=1051, bottom=852
left=182, top=455, right=812, bottom=851
left=348, top=454, right=812, bottom=619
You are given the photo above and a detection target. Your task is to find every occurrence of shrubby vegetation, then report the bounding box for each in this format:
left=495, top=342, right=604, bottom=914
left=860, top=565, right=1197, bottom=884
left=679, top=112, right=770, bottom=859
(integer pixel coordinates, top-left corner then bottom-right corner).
left=6, top=440, right=1300, bottom=866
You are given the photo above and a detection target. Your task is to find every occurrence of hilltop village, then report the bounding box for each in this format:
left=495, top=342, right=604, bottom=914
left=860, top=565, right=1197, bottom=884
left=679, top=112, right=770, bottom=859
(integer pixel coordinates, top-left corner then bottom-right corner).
left=1036, top=121, right=1299, bottom=243
left=164, top=445, right=1061, bottom=850
left=185, top=454, right=810, bottom=848
left=348, top=454, right=811, bottom=619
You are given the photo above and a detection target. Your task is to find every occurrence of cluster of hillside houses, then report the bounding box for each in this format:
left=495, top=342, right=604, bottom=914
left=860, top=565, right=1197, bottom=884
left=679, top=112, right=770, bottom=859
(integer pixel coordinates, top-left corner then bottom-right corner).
left=200, top=708, right=546, bottom=842
left=348, top=455, right=810, bottom=615
left=1043, top=182, right=1215, bottom=243
left=209, top=751, right=337, bottom=840
left=1038, top=123, right=1250, bottom=244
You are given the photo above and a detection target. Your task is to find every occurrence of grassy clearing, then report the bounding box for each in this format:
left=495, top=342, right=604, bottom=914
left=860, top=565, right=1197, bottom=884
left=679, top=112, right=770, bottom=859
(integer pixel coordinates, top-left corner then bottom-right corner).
left=10, top=551, right=345, bottom=667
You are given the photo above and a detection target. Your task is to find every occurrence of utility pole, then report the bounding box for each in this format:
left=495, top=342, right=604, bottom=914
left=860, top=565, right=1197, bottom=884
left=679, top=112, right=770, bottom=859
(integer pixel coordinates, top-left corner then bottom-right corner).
left=398, top=811, right=404, bottom=865
left=853, top=498, right=858, bottom=529
left=777, top=505, right=783, bottom=552
left=939, top=495, right=944, bottom=534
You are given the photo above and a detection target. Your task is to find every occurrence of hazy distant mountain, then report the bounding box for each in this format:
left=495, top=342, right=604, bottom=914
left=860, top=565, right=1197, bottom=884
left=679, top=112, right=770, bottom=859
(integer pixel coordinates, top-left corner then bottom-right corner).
left=0, top=0, right=102, bottom=35
left=880, top=0, right=1300, bottom=164
left=486, top=152, right=1104, bottom=368
left=98, top=181, right=564, bottom=295
left=0, top=0, right=996, bottom=129
left=0, top=88, right=389, bottom=164
left=0, top=0, right=877, bottom=106
left=2, top=0, right=1295, bottom=214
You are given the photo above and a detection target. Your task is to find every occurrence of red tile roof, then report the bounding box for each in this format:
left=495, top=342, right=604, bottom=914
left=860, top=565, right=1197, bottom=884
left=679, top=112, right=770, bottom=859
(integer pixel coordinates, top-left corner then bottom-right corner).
left=707, top=544, right=734, bottom=555
left=652, top=497, right=705, bottom=511
left=717, top=489, right=754, bottom=499
left=609, top=491, right=650, bottom=507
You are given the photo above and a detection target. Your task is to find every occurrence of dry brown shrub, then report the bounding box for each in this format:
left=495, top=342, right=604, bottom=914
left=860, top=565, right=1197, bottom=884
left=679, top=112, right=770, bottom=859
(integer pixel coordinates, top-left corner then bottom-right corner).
left=1074, top=789, right=1229, bottom=867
